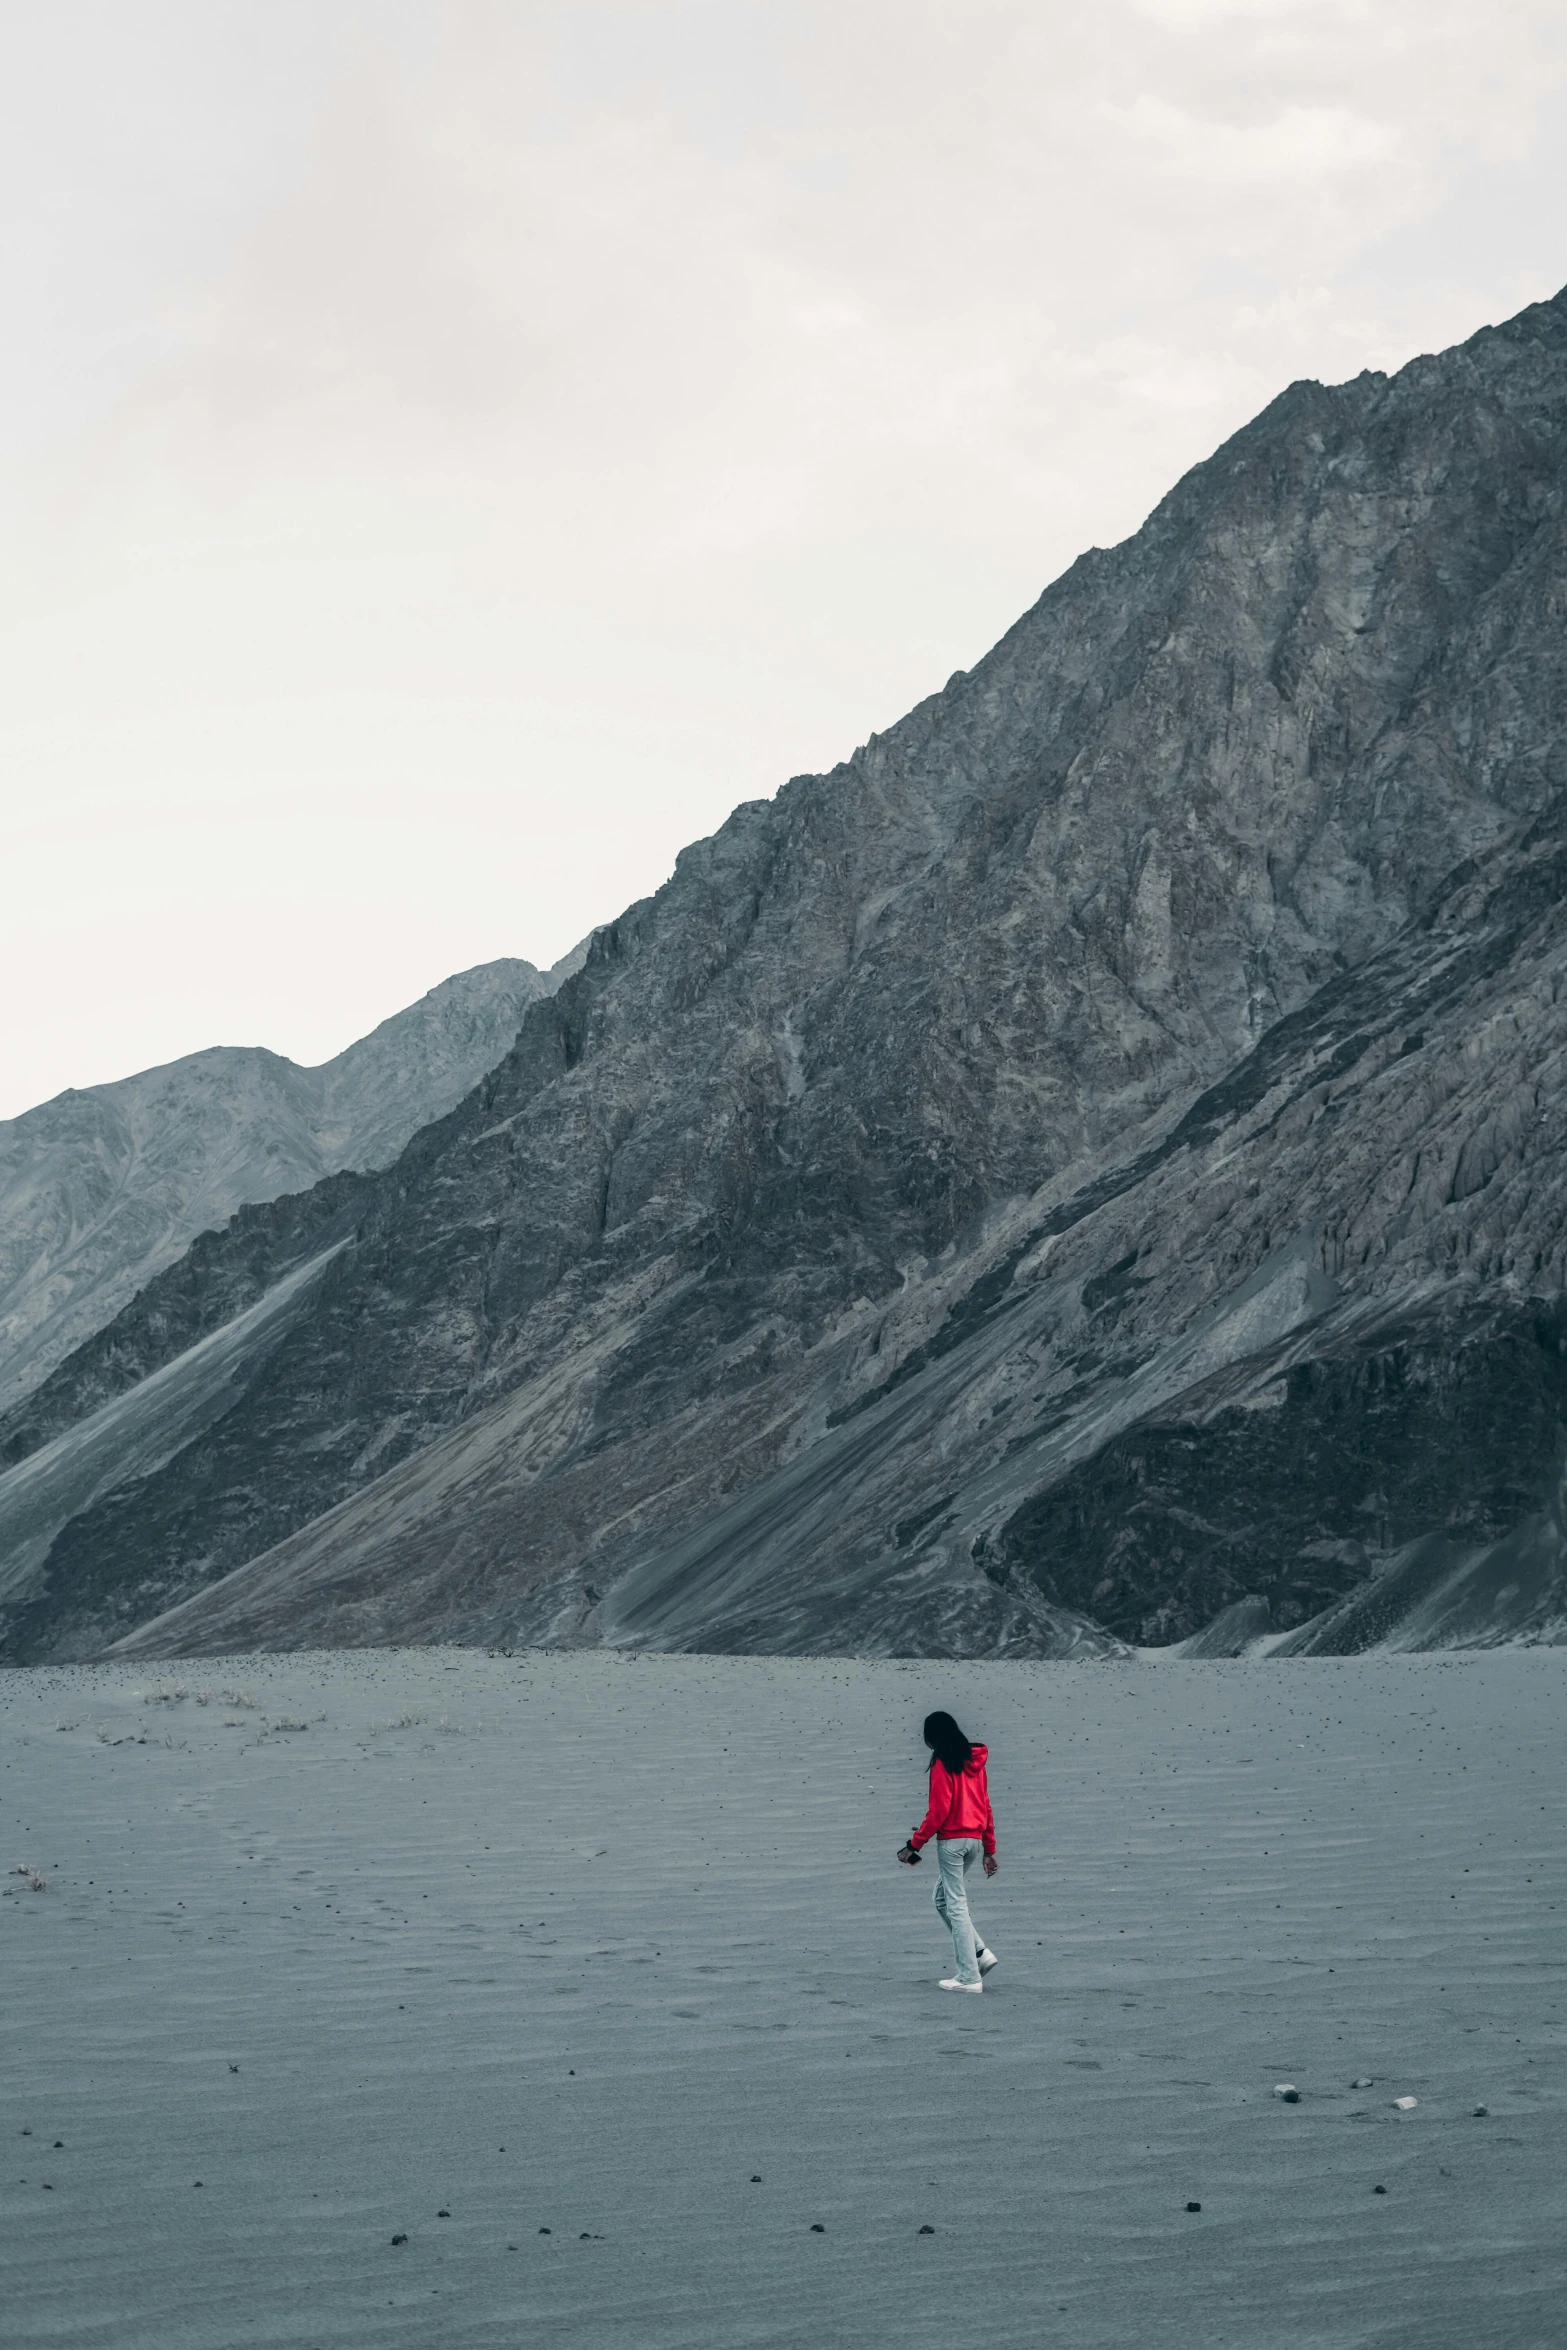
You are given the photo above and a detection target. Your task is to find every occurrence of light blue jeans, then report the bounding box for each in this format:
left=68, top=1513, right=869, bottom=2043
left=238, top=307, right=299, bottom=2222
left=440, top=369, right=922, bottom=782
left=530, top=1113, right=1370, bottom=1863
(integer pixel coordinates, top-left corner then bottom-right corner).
left=933, top=1837, right=984, bottom=1985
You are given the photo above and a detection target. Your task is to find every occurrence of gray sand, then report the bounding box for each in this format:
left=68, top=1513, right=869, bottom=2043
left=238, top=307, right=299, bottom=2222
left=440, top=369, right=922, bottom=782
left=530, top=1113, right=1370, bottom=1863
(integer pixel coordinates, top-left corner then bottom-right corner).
left=3, top=1652, right=1564, bottom=2348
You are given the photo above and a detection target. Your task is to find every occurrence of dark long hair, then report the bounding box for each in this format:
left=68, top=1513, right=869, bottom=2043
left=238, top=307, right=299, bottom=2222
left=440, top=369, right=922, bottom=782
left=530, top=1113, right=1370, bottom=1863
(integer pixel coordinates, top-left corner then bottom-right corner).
left=923, top=1711, right=974, bottom=1774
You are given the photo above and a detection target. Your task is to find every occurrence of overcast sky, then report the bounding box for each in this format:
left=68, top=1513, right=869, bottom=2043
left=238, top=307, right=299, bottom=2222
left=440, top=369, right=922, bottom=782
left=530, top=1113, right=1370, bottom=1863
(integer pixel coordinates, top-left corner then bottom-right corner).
left=3, top=0, right=1565, bottom=1116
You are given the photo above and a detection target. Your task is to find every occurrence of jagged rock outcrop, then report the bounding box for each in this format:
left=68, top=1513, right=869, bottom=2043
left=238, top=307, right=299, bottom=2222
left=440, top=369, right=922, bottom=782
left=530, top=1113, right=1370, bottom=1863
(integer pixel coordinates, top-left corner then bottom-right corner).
left=5, top=286, right=1567, bottom=1663
left=0, top=951, right=585, bottom=1422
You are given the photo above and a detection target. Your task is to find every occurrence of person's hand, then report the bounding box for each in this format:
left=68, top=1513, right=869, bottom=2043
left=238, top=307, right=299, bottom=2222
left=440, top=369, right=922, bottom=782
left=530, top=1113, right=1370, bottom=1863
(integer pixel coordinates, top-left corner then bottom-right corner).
left=897, top=1841, right=921, bottom=1866
left=983, top=1854, right=999, bottom=1877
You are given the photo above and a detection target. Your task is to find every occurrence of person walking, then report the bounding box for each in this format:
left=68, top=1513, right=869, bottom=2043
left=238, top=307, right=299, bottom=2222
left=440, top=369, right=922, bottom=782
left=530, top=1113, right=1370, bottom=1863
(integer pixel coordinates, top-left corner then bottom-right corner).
left=897, top=1711, right=999, bottom=1992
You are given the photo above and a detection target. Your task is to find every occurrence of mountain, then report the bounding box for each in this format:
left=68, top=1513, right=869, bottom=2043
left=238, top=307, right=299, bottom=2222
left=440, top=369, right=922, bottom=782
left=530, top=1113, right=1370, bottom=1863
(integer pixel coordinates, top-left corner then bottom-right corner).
left=0, top=948, right=585, bottom=1421
left=4, top=286, right=1567, bottom=1664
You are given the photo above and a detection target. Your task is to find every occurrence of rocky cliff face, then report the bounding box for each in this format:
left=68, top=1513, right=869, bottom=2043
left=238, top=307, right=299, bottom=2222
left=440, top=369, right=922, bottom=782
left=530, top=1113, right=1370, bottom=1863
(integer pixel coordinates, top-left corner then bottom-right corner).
left=5, top=287, right=1567, bottom=1663
left=0, top=954, right=580, bottom=1421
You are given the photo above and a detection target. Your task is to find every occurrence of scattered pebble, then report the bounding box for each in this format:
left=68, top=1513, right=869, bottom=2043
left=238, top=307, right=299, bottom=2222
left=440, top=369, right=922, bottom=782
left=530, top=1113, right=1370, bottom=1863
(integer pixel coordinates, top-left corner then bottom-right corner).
left=810, top=2222, right=825, bottom=2233
left=1473, top=2105, right=1489, bottom=2118
left=437, top=2208, right=450, bottom=2218
left=539, top=2226, right=551, bottom=2235
left=1373, top=2185, right=1387, bottom=2196
left=750, top=2175, right=762, bottom=2184
left=229, top=2064, right=240, bottom=2074
left=193, top=2181, right=203, bottom=2189
left=390, top=2233, right=407, bottom=2247
left=1351, top=2077, right=1374, bottom=2090
left=1393, top=2096, right=1418, bottom=2111
left=1273, top=2084, right=1300, bottom=2103
left=918, top=2223, right=935, bottom=2234
left=1186, top=2202, right=1202, bottom=2214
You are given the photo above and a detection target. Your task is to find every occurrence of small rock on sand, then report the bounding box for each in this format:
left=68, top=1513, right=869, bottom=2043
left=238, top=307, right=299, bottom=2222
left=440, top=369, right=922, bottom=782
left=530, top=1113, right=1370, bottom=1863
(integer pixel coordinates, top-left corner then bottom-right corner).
left=1393, top=2096, right=1418, bottom=2111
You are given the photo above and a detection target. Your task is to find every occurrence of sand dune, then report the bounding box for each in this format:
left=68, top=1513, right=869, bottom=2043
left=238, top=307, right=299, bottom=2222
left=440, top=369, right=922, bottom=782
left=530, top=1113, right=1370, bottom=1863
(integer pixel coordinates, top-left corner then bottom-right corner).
left=3, top=1652, right=1564, bottom=2348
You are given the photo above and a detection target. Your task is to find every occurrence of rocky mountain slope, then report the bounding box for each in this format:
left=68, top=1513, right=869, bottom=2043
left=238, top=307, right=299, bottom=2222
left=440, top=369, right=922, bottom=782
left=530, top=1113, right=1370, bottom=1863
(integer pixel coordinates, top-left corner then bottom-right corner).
left=0, top=950, right=583, bottom=1420
left=4, top=285, right=1567, bottom=1663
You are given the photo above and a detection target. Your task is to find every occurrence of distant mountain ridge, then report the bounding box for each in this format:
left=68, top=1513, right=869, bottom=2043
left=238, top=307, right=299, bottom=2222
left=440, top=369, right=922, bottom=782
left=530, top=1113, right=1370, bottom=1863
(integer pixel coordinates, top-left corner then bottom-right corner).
left=0, top=946, right=585, bottom=1420
left=5, top=285, right=1567, bottom=1663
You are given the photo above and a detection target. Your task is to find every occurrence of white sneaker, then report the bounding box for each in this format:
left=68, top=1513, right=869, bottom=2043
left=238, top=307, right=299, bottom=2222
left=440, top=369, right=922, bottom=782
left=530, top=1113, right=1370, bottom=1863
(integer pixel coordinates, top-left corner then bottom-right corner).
left=939, top=1977, right=983, bottom=1993
left=977, top=1946, right=999, bottom=1975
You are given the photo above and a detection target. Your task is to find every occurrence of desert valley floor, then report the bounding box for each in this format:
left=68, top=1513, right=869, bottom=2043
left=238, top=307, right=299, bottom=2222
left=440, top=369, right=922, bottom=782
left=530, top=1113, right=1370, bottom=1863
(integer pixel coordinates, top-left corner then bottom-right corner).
left=3, top=1651, right=1564, bottom=2349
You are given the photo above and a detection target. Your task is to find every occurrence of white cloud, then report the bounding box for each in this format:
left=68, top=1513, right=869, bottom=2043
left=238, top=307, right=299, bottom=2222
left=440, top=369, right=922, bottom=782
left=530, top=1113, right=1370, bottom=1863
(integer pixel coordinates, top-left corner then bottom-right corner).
left=1133, top=0, right=1326, bottom=24
left=1106, top=92, right=1393, bottom=181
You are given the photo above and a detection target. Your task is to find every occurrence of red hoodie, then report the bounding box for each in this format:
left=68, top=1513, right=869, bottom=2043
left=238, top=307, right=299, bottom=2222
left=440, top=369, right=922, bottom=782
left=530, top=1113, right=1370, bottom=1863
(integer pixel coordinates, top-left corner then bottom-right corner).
left=910, top=1743, right=996, bottom=1857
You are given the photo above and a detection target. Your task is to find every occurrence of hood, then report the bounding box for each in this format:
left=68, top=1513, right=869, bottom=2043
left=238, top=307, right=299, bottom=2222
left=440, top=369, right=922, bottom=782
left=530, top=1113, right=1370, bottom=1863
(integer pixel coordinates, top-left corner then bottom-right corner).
left=963, top=1743, right=988, bottom=1772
